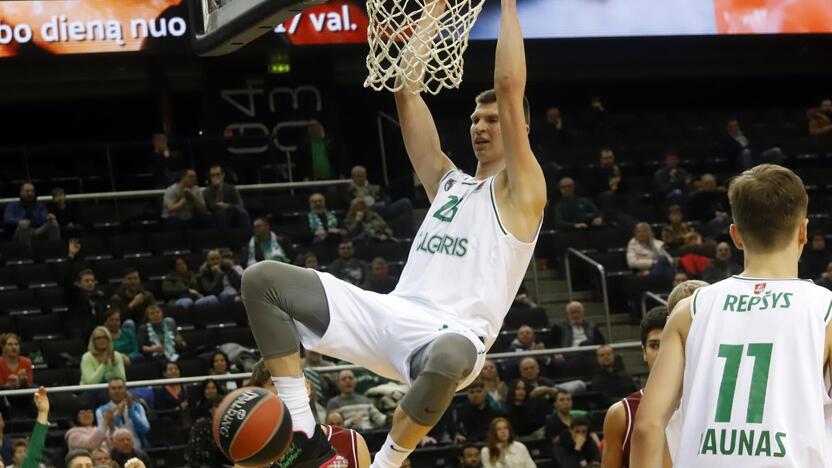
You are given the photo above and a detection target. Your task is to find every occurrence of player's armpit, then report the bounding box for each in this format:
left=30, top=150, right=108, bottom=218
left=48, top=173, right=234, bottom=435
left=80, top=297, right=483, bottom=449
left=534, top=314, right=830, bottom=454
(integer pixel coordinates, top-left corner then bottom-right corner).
left=355, top=431, right=372, bottom=468
left=630, top=299, right=691, bottom=468
left=601, top=401, right=626, bottom=468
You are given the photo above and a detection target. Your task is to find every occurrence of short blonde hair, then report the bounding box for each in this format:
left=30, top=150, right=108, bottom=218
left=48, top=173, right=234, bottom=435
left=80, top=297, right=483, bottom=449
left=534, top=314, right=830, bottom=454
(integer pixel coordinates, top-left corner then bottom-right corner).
left=728, top=164, right=808, bottom=251
left=667, top=280, right=709, bottom=313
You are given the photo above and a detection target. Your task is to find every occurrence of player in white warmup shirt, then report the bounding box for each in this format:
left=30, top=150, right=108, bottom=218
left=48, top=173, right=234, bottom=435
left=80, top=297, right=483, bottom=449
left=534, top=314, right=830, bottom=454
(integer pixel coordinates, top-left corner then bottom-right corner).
left=238, top=0, right=546, bottom=466
left=631, top=164, right=832, bottom=468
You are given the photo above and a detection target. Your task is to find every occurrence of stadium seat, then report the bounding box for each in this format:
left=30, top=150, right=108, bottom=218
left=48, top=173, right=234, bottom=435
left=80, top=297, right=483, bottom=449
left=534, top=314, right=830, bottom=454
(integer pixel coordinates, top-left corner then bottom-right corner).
left=125, top=361, right=161, bottom=382
left=31, top=239, right=69, bottom=263
left=134, top=256, right=173, bottom=280
left=34, top=368, right=71, bottom=387
left=177, top=358, right=207, bottom=377
left=504, top=305, right=548, bottom=329
left=36, top=287, right=66, bottom=312
left=0, top=316, right=16, bottom=334
left=0, top=242, right=34, bottom=265
left=17, top=313, right=65, bottom=341
left=40, top=339, right=84, bottom=368
left=586, top=228, right=631, bottom=252
left=148, top=231, right=190, bottom=256
left=0, top=289, right=41, bottom=315
left=180, top=329, right=218, bottom=353
left=92, top=258, right=132, bottom=283
left=192, top=303, right=238, bottom=329
left=0, top=267, right=17, bottom=291
left=12, top=263, right=56, bottom=288
left=186, top=229, right=232, bottom=253
left=110, top=233, right=151, bottom=258
left=79, top=204, right=120, bottom=230
left=215, top=327, right=256, bottom=348
left=79, top=236, right=112, bottom=260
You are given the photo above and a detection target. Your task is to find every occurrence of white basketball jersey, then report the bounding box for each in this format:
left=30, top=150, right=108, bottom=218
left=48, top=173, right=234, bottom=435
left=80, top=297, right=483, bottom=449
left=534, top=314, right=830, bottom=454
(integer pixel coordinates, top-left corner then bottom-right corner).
left=675, top=276, right=832, bottom=468
left=391, top=169, right=539, bottom=349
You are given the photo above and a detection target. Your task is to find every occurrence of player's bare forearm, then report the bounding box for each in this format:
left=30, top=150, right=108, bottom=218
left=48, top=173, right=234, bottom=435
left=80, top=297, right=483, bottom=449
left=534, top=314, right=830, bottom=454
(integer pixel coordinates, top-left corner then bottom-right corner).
left=394, top=89, right=453, bottom=201
left=494, top=0, right=545, bottom=213
left=631, top=301, right=690, bottom=467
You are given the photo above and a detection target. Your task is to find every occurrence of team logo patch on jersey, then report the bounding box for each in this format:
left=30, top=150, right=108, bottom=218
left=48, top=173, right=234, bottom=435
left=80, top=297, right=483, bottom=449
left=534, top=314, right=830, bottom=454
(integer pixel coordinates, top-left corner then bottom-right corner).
left=754, top=282, right=767, bottom=295
left=444, top=178, right=456, bottom=191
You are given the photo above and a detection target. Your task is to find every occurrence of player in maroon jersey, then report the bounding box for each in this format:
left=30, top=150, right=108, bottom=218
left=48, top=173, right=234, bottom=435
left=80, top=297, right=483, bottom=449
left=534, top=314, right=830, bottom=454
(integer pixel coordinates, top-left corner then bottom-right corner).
left=240, top=359, right=371, bottom=468
left=600, top=280, right=706, bottom=467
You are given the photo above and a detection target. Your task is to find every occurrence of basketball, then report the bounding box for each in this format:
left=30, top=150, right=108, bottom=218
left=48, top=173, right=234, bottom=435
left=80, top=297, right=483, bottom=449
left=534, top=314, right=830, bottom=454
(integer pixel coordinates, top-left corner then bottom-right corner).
left=213, top=387, right=294, bottom=465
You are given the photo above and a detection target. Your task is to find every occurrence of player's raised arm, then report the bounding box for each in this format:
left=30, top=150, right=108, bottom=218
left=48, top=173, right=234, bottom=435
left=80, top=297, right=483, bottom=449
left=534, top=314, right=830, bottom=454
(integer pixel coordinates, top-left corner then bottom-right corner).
left=494, top=0, right=546, bottom=221
left=630, top=298, right=690, bottom=468
left=393, top=0, right=454, bottom=202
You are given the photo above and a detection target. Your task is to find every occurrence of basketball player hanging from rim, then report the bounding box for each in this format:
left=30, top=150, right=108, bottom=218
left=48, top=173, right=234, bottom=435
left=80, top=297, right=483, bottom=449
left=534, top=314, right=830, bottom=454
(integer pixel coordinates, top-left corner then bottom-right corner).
left=239, top=0, right=546, bottom=466
left=631, top=164, right=832, bottom=468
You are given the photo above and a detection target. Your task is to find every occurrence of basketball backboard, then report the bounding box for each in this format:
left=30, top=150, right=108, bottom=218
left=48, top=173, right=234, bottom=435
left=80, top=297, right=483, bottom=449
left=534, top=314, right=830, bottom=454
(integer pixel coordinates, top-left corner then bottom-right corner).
left=189, top=0, right=328, bottom=56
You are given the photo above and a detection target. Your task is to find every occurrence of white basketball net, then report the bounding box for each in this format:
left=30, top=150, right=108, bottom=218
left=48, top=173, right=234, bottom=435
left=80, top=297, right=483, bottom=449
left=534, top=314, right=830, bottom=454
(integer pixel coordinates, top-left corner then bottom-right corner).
left=364, top=0, right=485, bottom=95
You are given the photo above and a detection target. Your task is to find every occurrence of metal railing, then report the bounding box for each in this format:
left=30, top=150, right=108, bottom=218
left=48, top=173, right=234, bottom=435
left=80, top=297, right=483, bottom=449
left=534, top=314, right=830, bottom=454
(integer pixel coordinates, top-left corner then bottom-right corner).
left=0, top=179, right=352, bottom=204
left=0, top=341, right=642, bottom=397
left=641, top=291, right=668, bottom=318
left=565, top=247, right=613, bottom=341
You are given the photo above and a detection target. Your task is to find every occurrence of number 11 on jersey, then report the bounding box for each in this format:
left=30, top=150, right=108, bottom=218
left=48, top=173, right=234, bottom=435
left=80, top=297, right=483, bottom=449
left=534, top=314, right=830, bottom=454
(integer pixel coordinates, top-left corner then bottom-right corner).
left=715, top=343, right=773, bottom=424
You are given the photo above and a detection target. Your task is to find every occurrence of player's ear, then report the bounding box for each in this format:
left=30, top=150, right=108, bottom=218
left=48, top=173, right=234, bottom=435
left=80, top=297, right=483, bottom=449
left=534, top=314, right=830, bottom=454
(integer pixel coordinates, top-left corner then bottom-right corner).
left=525, top=124, right=530, bottom=135
left=798, top=218, right=809, bottom=247
left=729, top=224, right=744, bottom=250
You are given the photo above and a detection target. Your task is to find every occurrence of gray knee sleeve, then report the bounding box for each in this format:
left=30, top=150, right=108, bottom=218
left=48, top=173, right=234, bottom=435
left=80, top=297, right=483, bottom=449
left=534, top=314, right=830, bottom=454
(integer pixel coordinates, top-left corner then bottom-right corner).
left=241, top=261, right=331, bottom=358
left=400, top=333, right=477, bottom=426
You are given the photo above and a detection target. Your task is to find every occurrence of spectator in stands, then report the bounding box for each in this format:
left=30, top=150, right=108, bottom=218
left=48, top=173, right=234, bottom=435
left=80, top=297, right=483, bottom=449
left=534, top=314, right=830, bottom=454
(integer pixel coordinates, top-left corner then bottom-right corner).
left=297, top=119, right=336, bottom=180
left=454, top=379, right=500, bottom=443
left=194, top=249, right=242, bottom=303
left=458, top=444, right=482, bottom=468
left=553, top=177, right=603, bottom=230
left=800, top=232, right=830, bottom=280
left=185, top=396, right=225, bottom=468
left=209, top=350, right=238, bottom=393
left=480, top=359, right=507, bottom=411
left=91, top=448, right=117, bottom=468
left=302, top=252, right=319, bottom=269
left=64, top=258, right=108, bottom=340
left=137, top=304, right=186, bottom=362
left=204, top=164, right=250, bottom=229
left=518, top=357, right=555, bottom=389
left=150, top=133, right=183, bottom=188
left=587, top=147, right=624, bottom=200
left=10, top=387, right=50, bottom=468
left=816, top=262, right=832, bottom=291
left=96, top=378, right=150, bottom=449
left=686, top=173, right=730, bottom=235
left=328, top=240, right=370, bottom=286
left=551, top=416, right=600, bottom=468
left=111, top=268, right=154, bottom=324
left=808, top=98, right=832, bottom=136
left=672, top=271, right=689, bottom=288
left=545, top=390, right=574, bottom=444
left=0, top=333, right=32, bottom=387
left=505, top=379, right=551, bottom=436
left=343, top=165, right=413, bottom=226
left=154, top=361, right=189, bottom=416
left=591, top=345, right=637, bottom=406
left=508, top=325, right=544, bottom=353
left=81, top=327, right=127, bottom=385
left=104, top=306, right=140, bottom=363
left=303, top=350, right=337, bottom=407
left=3, top=182, right=60, bottom=245
left=661, top=204, right=695, bottom=251
left=551, top=301, right=605, bottom=348
left=480, top=417, right=536, bottom=468
left=65, top=449, right=94, bottom=468
left=0, top=413, right=11, bottom=465
left=538, top=106, right=574, bottom=153
left=627, top=223, right=675, bottom=278
left=308, top=193, right=345, bottom=245
left=653, top=151, right=691, bottom=204
left=326, top=370, right=387, bottom=431
left=702, top=242, right=742, bottom=283
left=161, top=169, right=209, bottom=228
left=66, top=403, right=112, bottom=452
left=677, top=231, right=714, bottom=278
left=109, top=428, right=153, bottom=468
left=581, top=95, right=613, bottom=136
left=345, top=198, right=396, bottom=242
left=718, top=118, right=785, bottom=169
left=362, top=257, right=398, bottom=294
left=191, top=379, right=224, bottom=421
left=242, top=217, right=291, bottom=267
left=162, top=256, right=217, bottom=309
left=48, top=187, right=79, bottom=236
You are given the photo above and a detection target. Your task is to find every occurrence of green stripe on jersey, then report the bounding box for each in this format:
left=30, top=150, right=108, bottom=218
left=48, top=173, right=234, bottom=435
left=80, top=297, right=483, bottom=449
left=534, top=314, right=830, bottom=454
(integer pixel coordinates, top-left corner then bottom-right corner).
left=825, top=299, right=832, bottom=323
left=489, top=179, right=507, bottom=235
